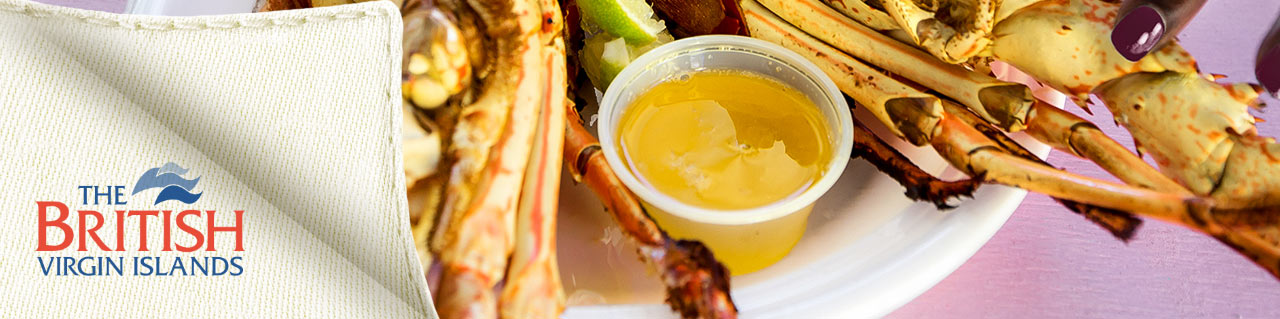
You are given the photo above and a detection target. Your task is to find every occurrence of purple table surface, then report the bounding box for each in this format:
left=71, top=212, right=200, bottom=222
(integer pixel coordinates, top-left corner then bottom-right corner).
left=33, top=0, right=1280, bottom=317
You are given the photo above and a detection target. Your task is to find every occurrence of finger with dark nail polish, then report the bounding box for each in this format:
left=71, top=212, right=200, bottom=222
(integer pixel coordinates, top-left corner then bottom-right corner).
left=1256, top=15, right=1280, bottom=97
left=1111, top=0, right=1208, bottom=62
left=1112, top=5, right=1165, bottom=61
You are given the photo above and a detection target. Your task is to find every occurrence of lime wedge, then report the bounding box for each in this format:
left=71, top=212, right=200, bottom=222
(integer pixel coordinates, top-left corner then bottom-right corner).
left=578, top=0, right=666, bottom=44
left=581, top=36, right=631, bottom=89
left=628, top=31, right=674, bottom=57
left=580, top=31, right=674, bottom=90
left=601, top=37, right=630, bottom=76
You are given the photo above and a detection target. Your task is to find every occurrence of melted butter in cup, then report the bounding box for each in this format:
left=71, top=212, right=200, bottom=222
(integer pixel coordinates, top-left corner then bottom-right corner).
left=617, top=70, right=831, bottom=211
left=598, top=35, right=853, bottom=275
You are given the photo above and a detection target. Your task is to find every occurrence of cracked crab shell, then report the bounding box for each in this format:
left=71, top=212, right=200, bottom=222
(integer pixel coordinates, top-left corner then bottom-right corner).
left=1096, top=72, right=1258, bottom=196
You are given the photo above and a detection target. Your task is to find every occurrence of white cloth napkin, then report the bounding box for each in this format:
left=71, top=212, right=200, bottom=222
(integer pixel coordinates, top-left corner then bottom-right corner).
left=0, top=0, right=435, bottom=317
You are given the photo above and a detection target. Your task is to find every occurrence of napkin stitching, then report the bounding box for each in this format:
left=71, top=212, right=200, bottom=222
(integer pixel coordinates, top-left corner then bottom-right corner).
left=381, top=9, right=435, bottom=317
left=0, top=1, right=388, bottom=31
left=370, top=4, right=433, bottom=316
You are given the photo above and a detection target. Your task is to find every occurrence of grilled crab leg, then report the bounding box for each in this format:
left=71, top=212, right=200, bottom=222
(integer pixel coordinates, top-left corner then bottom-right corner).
left=754, top=0, right=1187, bottom=239
left=940, top=100, right=1144, bottom=239
left=761, top=0, right=1033, bottom=132
left=498, top=0, right=568, bottom=316
left=763, top=0, right=1180, bottom=200
left=744, top=0, right=1280, bottom=232
left=430, top=0, right=545, bottom=317
left=744, top=4, right=943, bottom=146
left=761, top=0, right=1178, bottom=198
left=753, top=0, right=1192, bottom=229
left=744, top=0, right=1169, bottom=225
left=563, top=108, right=738, bottom=319
left=401, top=0, right=475, bottom=271
left=755, top=0, right=1280, bottom=276
left=851, top=120, right=985, bottom=209
left=1022, top=99, right=1188, bottom=193
left=979, top=0, right=1280, bottom=276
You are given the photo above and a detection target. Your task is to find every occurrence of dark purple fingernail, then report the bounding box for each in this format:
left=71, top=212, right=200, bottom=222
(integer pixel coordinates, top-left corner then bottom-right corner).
left=1258, top=44, right=1280, bottom=97
left=1111, top=5, right=1166, bottom=62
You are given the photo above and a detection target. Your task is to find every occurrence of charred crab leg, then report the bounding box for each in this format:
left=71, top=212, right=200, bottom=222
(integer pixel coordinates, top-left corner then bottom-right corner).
left=433, top=0, right=544, bottom=317
left=757, top=0, right=1033, bottom=131
left=941, top=100, right=1143, bottom=239
left=563, top=109, right=737, bottom=319
left=744, top=0, right=941, bottom=145
left=746, top=0, right=992, bottom=208
left=744, top=0, right=1170, bottom=221
left=1024, top=100, right=1188, bottom=194
left=498, top=54, right=566, bottom=319
left=927, top=114, right=1202, bottom=218
left=755, top=0, right=1203, bottom=201
left=982, top=0, right=1280, bottom=277
left=978, top=0, right=1280, bottom=216
left=498, top=0, right=568, bottom=316
left=949, top=76, right=1280, bottom=238
left=1095, top=72, right=1269, bottom=204
left=937, top=111, right=1279, bottom=251
left=853, top=0, right=1280, bottom=277
left=744, top=0, right=1258, bottom=225
left=401, top=0, right=473, bottom=273
left=851, top=120, right=983, bottom=209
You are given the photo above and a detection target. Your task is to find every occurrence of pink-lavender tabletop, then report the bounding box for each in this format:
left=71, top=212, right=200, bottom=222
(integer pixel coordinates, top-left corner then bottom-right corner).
left=33, top=0, right=1280, bottom=317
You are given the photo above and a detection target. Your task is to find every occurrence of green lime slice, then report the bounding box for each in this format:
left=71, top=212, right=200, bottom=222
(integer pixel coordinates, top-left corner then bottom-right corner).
left=578, top=0, right=666, bottom=44
left=628, top=31, right=674, bottom=57
left=581, top=36, right=632, bottom=89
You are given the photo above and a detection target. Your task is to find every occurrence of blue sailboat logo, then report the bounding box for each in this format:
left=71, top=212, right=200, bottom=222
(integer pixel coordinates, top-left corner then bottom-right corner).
left=132, top=162, right=202, bottom=205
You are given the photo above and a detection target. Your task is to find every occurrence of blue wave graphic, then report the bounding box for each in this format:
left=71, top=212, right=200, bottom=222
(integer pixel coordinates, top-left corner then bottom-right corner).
left=132, top=169, right=200, bottom=195
left=132, top=162, right=202, bottom=205
left=154, top=185, right=202, bottom=205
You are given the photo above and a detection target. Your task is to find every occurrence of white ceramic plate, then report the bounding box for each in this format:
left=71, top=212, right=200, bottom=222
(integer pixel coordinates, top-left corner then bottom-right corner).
left=558, top=65, right=1059, bottom=318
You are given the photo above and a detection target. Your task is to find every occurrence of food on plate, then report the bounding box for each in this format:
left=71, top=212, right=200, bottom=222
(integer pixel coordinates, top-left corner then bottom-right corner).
left=267, top=0, right=1280, bottom=317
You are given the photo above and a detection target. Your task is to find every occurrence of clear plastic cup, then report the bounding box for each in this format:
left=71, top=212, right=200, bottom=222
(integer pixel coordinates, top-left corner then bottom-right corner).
left=597, top=35, right=853, bottom=275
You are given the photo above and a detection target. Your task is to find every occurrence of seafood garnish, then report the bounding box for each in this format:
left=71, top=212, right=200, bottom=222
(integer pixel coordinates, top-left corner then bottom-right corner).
left=264, top=0, right=1280, bottom=316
